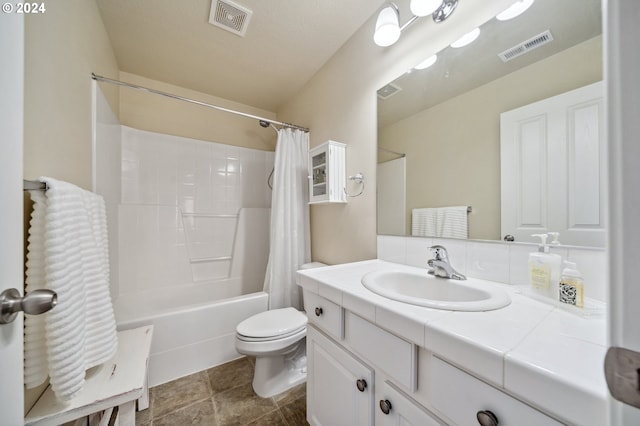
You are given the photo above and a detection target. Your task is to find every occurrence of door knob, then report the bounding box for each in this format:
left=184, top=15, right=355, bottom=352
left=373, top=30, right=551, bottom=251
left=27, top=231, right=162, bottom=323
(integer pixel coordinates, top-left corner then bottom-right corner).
left=379, top=399, right=392, bottom=415
left=0, top=288, right=57, bottom=324
left=476, top=410, right=499, bottom=426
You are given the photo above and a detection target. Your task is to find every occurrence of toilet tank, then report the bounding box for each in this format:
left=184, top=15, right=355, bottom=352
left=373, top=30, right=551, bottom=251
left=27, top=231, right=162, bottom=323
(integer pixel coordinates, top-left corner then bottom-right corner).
left=300, top=262, right=327, bottom=270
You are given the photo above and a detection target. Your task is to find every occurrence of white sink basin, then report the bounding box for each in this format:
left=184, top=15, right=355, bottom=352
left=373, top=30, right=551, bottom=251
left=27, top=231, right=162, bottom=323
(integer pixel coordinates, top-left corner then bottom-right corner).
left=361, top=270, right=511, bottom=311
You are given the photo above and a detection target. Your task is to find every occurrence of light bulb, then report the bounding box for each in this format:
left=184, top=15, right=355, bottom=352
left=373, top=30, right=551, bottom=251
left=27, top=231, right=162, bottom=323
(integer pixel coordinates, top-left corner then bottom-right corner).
left=410, top=0, right=442, bottom=17
left=450, top=27, right=480, bottom=48
left=374, top=5, right=401, bottom=47
left=414, top=54, right=437, bottom=70
left=496, top=0, right=535, bottom=21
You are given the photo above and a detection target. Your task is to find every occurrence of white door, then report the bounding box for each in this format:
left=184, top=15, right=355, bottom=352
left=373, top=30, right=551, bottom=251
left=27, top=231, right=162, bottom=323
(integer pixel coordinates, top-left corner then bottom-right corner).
left=500, top=82, right=605, bottom=247
left=0, top=11, right=26, bottom=426
left=307, top=326, right=374, bottom=426
left=606, top=0, right=640, bottom=424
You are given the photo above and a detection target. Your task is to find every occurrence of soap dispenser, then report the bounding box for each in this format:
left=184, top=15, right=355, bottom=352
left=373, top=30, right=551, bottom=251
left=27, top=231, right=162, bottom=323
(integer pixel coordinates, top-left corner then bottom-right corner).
left=559, top=261, right=584, bottom=308
left=529, top=234, right=562, bottom=299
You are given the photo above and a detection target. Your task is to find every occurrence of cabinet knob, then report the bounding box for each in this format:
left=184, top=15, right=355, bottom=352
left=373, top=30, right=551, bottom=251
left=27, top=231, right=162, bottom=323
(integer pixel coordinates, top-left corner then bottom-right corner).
left=315, top=307, right=323, bottom=317
left=503, top=234, right=515, bottom=242
left=379, top=399, right=392, bottom=415
left=476, top=410, right=499, bottom=426
left=356, top=379, right=367, bottom=392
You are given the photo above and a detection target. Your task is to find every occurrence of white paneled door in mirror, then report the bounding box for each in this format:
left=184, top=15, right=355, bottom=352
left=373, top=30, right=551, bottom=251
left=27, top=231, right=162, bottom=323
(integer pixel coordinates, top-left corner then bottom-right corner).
left=500, top=81, right=604, bottom=247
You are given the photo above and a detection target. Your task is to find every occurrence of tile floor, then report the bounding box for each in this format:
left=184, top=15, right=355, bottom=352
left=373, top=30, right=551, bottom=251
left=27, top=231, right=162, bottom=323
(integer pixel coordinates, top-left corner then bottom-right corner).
left=136, top=357, right=308, bottom=426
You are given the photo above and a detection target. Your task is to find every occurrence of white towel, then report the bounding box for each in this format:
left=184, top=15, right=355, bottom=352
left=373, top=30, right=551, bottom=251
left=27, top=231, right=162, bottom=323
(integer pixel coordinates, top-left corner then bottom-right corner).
left=411, top=208, right=438, bottom=237
left=24, top=177, right=118, bottom=400
left=412, top=206, right=468, bottom=239
left=436, top=206, right=468, bottom=239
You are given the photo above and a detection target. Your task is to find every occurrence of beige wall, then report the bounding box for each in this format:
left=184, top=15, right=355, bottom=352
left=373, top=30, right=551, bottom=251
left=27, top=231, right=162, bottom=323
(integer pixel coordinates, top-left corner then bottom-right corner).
left=118, top=72, right=278, bottom=151
left=379, top=36, right=603, bottom=240
left=22, top=0, right=120, bottom=411
left=277, top=0, right=516, bottom=264
left=24, top=0, right=119, bottom=190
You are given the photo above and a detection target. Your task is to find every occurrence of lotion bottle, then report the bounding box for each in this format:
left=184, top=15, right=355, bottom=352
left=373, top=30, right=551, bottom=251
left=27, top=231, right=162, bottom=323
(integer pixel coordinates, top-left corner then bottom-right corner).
left=529, top=234, right=562, bottom=299
left=559, top=261, right=584, bottom=308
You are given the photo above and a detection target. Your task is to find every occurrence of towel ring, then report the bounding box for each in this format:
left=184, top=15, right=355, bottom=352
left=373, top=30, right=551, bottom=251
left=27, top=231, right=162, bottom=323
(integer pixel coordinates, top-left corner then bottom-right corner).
left=344, top=173, right=365, bottom=198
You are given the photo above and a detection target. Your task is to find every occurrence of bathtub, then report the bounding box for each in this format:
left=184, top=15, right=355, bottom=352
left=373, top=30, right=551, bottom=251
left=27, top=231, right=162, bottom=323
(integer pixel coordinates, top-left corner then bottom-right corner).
left=114, top=281, right=268, bottom=387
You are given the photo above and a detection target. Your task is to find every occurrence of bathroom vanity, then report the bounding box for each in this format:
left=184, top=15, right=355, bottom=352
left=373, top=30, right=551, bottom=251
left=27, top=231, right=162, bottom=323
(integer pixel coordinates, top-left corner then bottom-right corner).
left=297, top=260, right=608, bottom=425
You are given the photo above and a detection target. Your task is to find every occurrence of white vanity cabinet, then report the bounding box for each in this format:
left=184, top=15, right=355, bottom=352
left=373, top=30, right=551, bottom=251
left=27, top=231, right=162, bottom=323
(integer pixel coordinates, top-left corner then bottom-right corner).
left=306, top=325, right=374, bottom=426
left=378, top=381, right=444, bottom=426
left=303, top=290, right=562, bottom=426
left=429, top=356, right=562, bottom=426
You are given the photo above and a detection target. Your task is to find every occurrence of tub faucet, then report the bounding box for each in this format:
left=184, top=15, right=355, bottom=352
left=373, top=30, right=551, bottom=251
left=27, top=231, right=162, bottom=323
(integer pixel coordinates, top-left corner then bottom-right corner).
left=427, top=245, right=466, bottom=280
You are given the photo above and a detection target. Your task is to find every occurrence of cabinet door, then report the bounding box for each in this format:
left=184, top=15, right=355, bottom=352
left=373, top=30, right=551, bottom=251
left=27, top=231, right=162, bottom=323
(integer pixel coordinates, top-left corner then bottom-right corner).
left=378, top=381, right=444, bottom=426
left=307, top=325, right=374, bottom=426
left=500, top=81, right=604, bottom=246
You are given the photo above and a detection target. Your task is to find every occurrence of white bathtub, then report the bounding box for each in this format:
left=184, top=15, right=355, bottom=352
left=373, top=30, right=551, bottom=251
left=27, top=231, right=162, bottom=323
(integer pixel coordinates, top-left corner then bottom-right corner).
left=114, top=282, right=268, bottom=387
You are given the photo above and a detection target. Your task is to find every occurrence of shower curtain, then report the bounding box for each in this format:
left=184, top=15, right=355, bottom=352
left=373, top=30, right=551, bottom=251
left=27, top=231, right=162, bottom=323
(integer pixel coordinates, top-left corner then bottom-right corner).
left=263, top=128, right=311, bottom=310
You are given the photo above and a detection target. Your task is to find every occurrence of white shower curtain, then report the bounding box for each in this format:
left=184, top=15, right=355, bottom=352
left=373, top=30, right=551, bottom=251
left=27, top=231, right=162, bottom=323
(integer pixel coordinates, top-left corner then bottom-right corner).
left=263, top=128, right=311, bottom=310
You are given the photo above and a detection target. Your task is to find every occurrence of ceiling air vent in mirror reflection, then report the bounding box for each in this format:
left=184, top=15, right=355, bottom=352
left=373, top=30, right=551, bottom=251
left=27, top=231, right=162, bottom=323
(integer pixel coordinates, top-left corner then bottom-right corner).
left=498, top=30, right=554, bottom=62
left=208, top=0, right=253, bottom=37
left=377, top=83, right=402, bottom=100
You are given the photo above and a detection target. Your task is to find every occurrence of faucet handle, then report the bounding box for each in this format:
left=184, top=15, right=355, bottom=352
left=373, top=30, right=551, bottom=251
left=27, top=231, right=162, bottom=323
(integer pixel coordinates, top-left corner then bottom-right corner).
left=429, top=245, right=449, bottom=261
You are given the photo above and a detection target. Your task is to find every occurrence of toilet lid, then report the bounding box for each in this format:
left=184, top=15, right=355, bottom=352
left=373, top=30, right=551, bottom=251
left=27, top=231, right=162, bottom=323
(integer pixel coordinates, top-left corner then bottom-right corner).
left=237, top=307, right=308, bottom=339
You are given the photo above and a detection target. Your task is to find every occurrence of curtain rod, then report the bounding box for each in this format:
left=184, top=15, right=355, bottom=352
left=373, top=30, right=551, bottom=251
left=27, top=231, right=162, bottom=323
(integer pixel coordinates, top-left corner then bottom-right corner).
left=91, top=73, right=310, bottom=132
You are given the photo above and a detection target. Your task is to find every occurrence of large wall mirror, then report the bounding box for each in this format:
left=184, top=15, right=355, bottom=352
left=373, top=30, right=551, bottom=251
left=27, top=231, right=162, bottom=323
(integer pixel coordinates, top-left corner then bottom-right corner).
left=377, top=0, right=603, bottom=247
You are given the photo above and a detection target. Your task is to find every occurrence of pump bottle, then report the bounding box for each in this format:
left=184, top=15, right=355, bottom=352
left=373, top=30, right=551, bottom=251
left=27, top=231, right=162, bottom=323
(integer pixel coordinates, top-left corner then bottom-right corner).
left=529, top=234, right=562, bottom=299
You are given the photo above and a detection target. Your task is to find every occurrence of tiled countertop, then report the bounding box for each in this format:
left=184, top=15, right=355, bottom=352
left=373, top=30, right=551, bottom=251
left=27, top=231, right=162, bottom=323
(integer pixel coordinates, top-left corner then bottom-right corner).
left=296, top=259, right=608, bottom=426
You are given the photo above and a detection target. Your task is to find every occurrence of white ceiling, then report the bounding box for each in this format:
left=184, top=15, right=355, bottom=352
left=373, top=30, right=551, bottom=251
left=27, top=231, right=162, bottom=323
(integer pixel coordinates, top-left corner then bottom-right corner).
left=96, top=0, right=386, bottom=111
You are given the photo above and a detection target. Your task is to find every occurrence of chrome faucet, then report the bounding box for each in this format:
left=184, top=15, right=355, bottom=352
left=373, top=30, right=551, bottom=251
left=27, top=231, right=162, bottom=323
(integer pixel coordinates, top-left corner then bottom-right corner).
left=427, top=245, right=466, bottom=280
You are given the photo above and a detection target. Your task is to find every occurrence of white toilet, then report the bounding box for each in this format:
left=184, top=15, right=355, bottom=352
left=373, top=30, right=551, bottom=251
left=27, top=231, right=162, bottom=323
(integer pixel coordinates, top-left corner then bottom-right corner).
left=235, top=262, right=326, bottom=398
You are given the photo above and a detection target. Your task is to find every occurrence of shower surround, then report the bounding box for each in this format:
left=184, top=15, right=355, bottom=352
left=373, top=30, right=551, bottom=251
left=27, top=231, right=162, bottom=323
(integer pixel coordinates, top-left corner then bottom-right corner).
left=94, top=86, right=275, bottom=384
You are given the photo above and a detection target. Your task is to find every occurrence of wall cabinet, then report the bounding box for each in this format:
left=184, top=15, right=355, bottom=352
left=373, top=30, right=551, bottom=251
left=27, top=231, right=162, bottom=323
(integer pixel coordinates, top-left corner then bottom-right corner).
left=309, top=140, right=346, bottom=204
left=304, top=290, right=561, bottom=426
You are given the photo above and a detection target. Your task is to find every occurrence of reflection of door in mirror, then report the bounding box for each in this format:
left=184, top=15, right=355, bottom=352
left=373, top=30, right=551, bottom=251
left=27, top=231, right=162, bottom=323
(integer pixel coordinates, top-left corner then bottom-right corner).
left=377, top=157, right=406, bottom=235
left=500, top=81, right=604, bottom=247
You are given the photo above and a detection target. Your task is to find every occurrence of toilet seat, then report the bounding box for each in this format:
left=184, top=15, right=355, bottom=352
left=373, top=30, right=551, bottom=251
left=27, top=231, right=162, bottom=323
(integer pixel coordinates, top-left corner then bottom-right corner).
left=235, top=327, right=306, bottom=356
left=236, top=325, right=306, bottom=342
left=236, top=307, right=307, bottom=340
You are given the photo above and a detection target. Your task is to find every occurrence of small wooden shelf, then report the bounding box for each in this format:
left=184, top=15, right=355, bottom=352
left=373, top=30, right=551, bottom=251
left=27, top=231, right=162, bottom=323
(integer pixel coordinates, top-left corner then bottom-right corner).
left=25, top=326, right=154, bottom=426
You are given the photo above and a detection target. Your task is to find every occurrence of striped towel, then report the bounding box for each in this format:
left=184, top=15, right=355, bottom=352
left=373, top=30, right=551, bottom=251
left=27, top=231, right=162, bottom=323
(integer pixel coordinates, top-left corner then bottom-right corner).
left=412, top=206, right=468, bottom=239
left=411, top=208, right=437, bottom=237
left=24, top=177, right=118, bottom=400
left=437, top=206, right=468, bottom=239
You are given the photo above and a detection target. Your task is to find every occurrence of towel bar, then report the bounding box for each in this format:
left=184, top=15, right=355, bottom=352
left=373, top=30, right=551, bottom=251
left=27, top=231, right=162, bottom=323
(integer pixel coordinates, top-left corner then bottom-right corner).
left=23, top=179, right=47, bottom=191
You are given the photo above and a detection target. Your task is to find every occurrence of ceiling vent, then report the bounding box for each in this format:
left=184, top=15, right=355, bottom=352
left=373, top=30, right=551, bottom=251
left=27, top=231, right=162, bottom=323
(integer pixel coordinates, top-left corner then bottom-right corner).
left=498, top=30, right=554, bottom=62
left=208, top=0, right=253, bottom=37
left=377, top=83, right=402, bottom=100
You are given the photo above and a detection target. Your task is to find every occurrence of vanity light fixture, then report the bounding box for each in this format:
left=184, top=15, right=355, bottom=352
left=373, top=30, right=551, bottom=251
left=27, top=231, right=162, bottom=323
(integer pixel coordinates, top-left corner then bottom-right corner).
left=496, top=0, right=535, bottom=21
left=410, top=0, right=442, bottom=17
left=414, top=54, right=438, bottom=70
left=374, top=3, right=401, bottom=47
left=450, top=27, right=480, bottom=48
left=373, top=0, right=458, bottom=47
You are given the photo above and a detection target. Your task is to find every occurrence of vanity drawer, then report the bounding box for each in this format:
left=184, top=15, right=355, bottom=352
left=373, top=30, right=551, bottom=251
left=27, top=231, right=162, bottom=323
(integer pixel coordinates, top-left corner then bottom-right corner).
left=304, top=291, right=344, bottom=340
left=345, top=312, right=417, bottom=391
left=429, top=356, right=562, bottom=425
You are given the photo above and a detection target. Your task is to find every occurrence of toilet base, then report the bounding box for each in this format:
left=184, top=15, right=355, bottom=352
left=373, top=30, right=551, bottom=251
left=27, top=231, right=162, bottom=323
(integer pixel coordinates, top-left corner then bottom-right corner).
left=252, top=343, right=307, bottom=398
